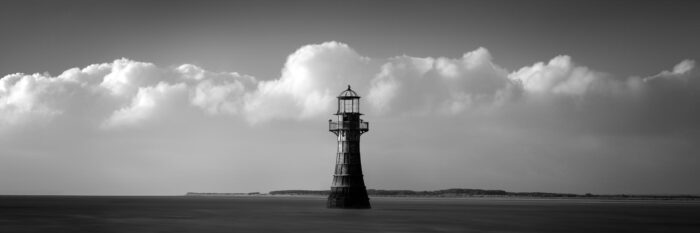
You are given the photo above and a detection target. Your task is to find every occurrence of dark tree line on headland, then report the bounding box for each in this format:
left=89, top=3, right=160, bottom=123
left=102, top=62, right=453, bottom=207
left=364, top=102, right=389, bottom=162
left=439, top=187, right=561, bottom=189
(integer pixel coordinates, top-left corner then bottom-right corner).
left=268, top=188, right=569, bottom=197
left=266, top=188, right=699, bottom=200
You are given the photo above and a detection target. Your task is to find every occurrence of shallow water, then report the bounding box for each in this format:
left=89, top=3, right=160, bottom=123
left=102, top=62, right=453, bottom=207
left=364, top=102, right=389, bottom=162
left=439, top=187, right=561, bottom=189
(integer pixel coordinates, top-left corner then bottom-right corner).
left=1, top=196, right=699, bottom=233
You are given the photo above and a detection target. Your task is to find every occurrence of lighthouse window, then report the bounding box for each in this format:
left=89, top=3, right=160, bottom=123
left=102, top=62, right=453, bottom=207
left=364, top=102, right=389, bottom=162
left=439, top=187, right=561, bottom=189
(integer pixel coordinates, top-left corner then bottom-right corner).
left=344, top=100, right=353, bottom=113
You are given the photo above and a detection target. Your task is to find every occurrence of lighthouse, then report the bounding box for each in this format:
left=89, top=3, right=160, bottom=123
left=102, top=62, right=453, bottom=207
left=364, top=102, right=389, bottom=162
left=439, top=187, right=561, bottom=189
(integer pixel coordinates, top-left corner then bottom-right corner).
left=327, top=85, right=371, bottom=209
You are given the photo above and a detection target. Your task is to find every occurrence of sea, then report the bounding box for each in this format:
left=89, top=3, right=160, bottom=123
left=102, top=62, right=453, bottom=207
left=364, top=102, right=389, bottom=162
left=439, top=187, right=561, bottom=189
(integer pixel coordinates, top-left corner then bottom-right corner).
left=1, top=195, right=699, bottom=233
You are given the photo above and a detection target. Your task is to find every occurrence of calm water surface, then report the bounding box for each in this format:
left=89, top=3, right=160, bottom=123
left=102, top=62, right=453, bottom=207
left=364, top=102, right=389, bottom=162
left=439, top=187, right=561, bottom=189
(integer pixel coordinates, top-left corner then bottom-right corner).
left=1, top=196, right=699, bottom=233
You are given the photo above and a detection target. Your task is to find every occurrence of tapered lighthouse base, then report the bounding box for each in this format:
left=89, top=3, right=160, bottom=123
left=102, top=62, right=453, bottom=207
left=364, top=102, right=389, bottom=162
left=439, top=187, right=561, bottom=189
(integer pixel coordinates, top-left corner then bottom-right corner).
left=327, top=187, right=371, bottom=209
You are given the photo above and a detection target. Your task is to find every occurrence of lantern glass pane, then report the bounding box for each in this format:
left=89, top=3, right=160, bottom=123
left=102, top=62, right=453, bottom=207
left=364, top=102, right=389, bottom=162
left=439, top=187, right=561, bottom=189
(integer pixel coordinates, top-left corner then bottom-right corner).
left=344, top=100, right=352, bottom=113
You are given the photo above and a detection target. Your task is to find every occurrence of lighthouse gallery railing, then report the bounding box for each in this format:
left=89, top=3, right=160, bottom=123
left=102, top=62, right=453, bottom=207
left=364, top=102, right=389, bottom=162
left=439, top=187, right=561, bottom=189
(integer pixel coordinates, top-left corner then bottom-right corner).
left=329, top=121, right=369, bottom=131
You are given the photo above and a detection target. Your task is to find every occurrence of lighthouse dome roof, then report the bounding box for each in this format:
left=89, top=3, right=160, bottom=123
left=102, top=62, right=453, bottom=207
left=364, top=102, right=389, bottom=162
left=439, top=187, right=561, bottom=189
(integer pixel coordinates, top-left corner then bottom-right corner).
left=338, top=85, right=360, bottom=98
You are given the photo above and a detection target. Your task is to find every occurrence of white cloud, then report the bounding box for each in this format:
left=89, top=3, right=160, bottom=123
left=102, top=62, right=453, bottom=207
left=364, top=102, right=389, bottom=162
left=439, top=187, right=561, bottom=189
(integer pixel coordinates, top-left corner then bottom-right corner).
left=100, top=59, right=163, bottom=97
left=508, top=55, right=611, bottom=96
left=0, top=42, right=697, bottom=131
left=243, top=41, right=374, bottom=122
left=0, top=73, right=68, bottom=126
left=191, top=80, right=245, bottom=115
left=58, top=62, right=112, bottom=85
left=102, top=82, right=188, bottom=129
left=643, top=59, right=695, bottom=82
left=0, top=58, right=263, bottom=129
left=672, top=59, right=695, bottom=75
left=177, top=64, right=256, bottom=116
left=367, top=47, right=516, bottom=115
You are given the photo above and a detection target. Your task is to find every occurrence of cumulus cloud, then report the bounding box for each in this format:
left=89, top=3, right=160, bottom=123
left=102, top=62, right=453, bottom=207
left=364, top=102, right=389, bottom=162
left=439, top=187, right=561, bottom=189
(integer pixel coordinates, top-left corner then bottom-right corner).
left=100, top=59, right=163, bottom=97
left=644, top=59, right=695, bottom=82
left=178, top=64, right=256, bottom=116
left=0, top=73, right=72, bottom=126
left=0, top=42, right=698, bottom=133
left=501, top=57, right=699, bottom=136
left=638, top=59, right=698, bottom=101
left=367, top=47, right=517, bottom=115
left=0, top=58, right=259, bottom=130
left=243, top=41, right=374, bottom=122
left=102, top=82, right=188, bottom=129
left=508, top=55, right=613, bottom=96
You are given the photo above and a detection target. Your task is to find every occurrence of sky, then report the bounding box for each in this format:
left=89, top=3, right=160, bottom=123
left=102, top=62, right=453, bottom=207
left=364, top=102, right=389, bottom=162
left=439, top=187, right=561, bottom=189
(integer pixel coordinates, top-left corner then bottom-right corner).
left=1, top=0, right=699, bottom=195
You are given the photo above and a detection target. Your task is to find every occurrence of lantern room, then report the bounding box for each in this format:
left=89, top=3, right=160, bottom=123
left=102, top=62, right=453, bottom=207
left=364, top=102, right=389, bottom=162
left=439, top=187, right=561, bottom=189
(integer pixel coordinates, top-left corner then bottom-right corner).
left=336, top=85, right=361, bottom=115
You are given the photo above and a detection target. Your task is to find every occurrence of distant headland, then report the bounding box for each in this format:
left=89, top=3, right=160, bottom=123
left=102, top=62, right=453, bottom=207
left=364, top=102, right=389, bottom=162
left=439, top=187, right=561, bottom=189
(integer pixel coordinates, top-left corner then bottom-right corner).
left=186, top=188, right=700, bottom=200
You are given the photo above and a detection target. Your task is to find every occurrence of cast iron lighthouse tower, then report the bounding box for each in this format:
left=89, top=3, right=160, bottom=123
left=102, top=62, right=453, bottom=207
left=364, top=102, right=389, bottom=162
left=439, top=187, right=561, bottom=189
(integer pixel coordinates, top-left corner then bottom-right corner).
left=327, top=85, right=371, bottom=209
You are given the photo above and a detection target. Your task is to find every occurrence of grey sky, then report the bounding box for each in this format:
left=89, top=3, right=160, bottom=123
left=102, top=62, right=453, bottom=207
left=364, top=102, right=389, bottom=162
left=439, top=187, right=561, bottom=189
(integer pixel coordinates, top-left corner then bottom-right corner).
left=2, top=0, right=698, bottom=78
left=1, top=0, right=699, bottom=195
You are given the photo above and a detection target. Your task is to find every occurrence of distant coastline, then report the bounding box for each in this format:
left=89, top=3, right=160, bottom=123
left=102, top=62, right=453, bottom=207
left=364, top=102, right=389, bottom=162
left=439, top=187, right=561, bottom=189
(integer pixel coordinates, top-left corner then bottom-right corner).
left=186, top=188, right=700, bottom=200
